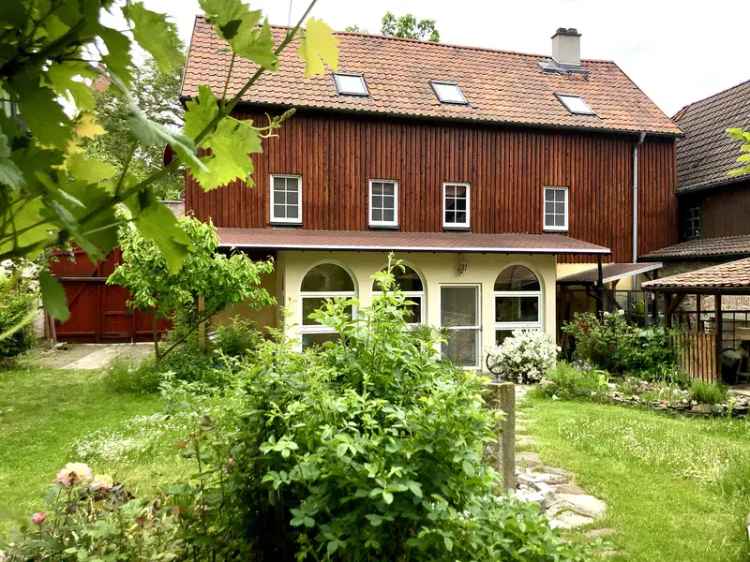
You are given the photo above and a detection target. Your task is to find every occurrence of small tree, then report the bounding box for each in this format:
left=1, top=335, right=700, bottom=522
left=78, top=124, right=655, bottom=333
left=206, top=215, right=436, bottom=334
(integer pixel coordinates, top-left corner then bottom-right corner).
left=727, top=128, right=750, bottom=177
left=108, top=217, right=274, bottom=360
left=381, top=12, right=440, bottom=42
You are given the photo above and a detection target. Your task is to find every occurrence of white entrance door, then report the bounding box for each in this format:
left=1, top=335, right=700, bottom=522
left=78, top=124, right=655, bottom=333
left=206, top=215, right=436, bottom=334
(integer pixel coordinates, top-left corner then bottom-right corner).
left=440, top=285, right=481, bottom=368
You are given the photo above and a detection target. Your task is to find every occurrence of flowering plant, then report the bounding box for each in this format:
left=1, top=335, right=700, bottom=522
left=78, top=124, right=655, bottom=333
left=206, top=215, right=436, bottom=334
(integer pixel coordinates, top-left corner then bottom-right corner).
left=486, top=329, right=559, bottom=384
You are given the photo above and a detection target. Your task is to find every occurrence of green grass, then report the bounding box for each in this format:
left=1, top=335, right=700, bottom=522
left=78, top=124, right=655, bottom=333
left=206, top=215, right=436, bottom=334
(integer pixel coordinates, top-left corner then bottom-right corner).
left=0, top=365, right=191, bottom=536
left=523, top=396, right=750, bottom=562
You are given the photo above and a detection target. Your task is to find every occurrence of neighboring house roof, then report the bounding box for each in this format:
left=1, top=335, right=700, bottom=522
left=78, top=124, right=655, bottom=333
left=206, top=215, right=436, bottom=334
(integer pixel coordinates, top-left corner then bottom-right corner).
left=642, top=257, right=750, bottom=292
left=182, top=17, right=680, bottom=137
left=640, top=234, right=750, bottom=261
left=216, top=228, right=610, bottom=255
left=557, top=262, right=662, bottom=285
left=672, top=79, right=750, bottom=193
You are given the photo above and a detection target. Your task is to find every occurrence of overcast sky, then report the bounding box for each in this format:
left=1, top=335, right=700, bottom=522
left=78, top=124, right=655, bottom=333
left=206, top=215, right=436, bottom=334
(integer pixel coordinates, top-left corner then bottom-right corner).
left=143, top=0, right=749, bottom=117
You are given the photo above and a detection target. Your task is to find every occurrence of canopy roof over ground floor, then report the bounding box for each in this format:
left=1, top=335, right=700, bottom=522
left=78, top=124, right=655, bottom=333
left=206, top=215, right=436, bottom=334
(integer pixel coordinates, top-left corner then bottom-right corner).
left=216, top=227, right=610, bottom=255
left=558, top=262, right=663, bottom=286
left=642, top=257, right=750, bottom=295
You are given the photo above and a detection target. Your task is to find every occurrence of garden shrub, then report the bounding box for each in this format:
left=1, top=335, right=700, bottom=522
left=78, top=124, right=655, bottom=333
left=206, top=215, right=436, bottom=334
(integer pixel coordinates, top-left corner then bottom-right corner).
left=159, top=261, right=587, bottom=561
left=486, top=329, right=558, bottom=384
left=536, top=361, right=609, bottom=401
left=105, top=357, right=162, bottom=394
left=562, top=311, right=677, bottom=377
left=0, top=273, right=36, bottom=362
left=213, top=316, right=262, bottom=357
left=689, top=381, right=728, bottom=405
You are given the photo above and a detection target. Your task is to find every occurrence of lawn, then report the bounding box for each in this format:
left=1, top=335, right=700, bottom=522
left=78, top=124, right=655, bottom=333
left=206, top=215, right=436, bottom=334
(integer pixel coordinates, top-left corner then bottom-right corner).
left=0, top=365, right=190, bottom=537
left=523, top=395, right=750, bottom=562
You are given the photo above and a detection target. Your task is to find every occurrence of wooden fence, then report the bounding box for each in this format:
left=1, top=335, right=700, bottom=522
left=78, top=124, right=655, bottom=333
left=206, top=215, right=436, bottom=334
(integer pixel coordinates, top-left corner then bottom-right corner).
left=673, top=330, right=717, bottom=383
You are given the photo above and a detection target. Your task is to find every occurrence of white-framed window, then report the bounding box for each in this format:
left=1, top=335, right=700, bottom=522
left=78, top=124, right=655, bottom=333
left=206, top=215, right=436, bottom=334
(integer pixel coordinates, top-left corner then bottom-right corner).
left=440, top=284, right=481, bottom=368
left=368, top=180, right=399, bottom=227
left=300, top=263, right=356, bottom=349
left=442, top=182, right=470, bottom=229
left=556, top=93, right=596, bottom=116
left=270, top=175, right=302, bottom=224
left=372, top=264, right=425, bottom=325
left=494, top=265, right=542, bottom=345
left=543, top=186, right=568, bottom=231
left=430, top=80, right=468, bottom=105
left=333, top=73, right=369, bottom=96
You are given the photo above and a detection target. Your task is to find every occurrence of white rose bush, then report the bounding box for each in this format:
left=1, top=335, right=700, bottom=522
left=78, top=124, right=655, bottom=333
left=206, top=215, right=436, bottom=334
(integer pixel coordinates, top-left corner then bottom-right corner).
left=486, top=329, right=559, bottom=384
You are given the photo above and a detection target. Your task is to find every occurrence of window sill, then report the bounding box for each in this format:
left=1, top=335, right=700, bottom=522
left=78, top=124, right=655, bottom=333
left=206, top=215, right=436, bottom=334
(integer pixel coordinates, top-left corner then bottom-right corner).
left=443, top=225, right=471, bottom=232
left=369, top=223, right=400, bottom=230
left=543, top=227, right=569, bottom=233
left=270, top=221, right=303, bottom=227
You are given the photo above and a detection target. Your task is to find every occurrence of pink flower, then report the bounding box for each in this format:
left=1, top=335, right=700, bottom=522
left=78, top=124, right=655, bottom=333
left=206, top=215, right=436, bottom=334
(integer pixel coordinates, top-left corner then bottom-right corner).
left=31, top=512, right=46, bottom=525
left=55, top=463, right=93, bottom=487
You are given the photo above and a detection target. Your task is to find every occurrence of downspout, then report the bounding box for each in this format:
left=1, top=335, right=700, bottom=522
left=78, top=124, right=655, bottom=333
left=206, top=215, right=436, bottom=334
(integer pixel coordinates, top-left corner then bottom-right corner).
left=632, top=132, right=646, bottom=263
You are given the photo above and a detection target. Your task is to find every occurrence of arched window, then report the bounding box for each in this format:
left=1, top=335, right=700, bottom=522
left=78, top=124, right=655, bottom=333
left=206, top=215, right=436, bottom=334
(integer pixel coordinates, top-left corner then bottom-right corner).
left=494, top=265, right=542, bottom=344
left=372, top=265, right=425, bottom=325
left=300, top=263, right=356, bottom=348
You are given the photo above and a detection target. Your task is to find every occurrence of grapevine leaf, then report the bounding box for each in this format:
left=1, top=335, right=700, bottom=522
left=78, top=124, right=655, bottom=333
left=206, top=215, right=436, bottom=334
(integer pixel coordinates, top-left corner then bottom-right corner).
left=127, top=195, right=190, bottom=274
left=66, top=153, right=117, bottom=184
left=297, top=18, right=338, bottom=78
left=0, top=131, right=24, bottom=189
left=75, top=113, right=105, bottom=139
left=12, top=76, right=72, bottom=148
left=47, top=62, right=97, bottom=111
left=123, top=3, right=183, bottom=73
left=98, top=26, right=133, bottom=87
left=189, top=117, right=262, bottom=190
left=199, top=0, right=277, bottom=68
left=183, top=85, right=219, bottom=139
left=40, top=270, right=70, bottom=322
left=127, top=106, right=205, bottom=172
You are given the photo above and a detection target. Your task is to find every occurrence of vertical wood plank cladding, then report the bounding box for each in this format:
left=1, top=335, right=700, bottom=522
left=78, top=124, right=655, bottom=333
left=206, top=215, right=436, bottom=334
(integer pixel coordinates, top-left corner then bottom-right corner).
left=184, top=111, right=677, bottom=263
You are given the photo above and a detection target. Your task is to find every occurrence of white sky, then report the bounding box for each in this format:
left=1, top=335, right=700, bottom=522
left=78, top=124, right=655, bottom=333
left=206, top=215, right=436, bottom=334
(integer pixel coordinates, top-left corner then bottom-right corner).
left=144, top=0, right=749, bottom=117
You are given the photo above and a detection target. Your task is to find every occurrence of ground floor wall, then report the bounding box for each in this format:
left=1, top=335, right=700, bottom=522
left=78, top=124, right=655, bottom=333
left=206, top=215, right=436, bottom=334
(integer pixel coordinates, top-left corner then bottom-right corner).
left=275, top=250, right=557, bottom=366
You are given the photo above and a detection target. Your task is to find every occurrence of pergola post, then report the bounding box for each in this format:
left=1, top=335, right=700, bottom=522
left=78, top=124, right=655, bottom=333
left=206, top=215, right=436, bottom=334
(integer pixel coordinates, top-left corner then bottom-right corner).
left=664, top=293, right=673, bottom=328
left=596, top=256, right=605, bottom=314
left=715, top=293, right=723, bottom=381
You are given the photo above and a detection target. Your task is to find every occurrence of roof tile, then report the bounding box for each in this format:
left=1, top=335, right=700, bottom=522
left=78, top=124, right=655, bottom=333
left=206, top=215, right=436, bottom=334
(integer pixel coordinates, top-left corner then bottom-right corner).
left=182, top=18, right=680, bottom=136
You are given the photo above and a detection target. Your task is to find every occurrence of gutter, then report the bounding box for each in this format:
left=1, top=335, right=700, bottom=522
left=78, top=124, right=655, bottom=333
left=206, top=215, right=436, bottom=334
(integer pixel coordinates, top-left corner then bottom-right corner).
left=632, top=132, right=646, bottom=262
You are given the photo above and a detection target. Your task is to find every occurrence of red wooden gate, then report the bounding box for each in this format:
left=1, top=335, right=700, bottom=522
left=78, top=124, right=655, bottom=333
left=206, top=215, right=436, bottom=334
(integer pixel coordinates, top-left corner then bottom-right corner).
left=50, top=248, right=169, bottom=343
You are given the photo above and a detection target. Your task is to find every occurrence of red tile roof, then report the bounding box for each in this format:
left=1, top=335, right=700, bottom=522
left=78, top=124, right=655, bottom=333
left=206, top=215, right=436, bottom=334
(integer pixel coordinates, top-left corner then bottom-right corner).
left=216, top=227, right=610, bottom=255
left=183, top=18, right=680, bottom=137
left=642, top=257, right=750, bottom=292
left=641, top=234, right=750, bottom=261
left=672, top=79, right=750, bottom=192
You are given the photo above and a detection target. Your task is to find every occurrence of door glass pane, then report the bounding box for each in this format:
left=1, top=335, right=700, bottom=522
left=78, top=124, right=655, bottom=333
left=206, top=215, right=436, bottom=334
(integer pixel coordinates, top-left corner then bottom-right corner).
left=302, top=297, right=327, bottom=325
left=405, top=296, right=422, bottom=324
left=302, top=333, right=339, bottom=349
left=495, top=296, right=539, bottom=323
left=495, top=330, right=514, bottom=345
left=442, top=329, right=478, bottom=367
left=441, top=286, right=478, bottom=327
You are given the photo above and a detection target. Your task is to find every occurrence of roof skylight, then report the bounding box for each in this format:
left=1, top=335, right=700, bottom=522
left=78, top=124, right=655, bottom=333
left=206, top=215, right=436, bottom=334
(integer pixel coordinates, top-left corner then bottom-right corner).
left=430, top=81, right=468, bottom=105
left=333, top=73, right=369, bottom=96
left=556, top=94, right=596, bottom=116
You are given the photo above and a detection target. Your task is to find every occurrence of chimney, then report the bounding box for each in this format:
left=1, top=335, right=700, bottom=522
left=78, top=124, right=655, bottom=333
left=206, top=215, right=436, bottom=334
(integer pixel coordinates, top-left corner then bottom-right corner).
left=551, top=28, right=581, bottom=66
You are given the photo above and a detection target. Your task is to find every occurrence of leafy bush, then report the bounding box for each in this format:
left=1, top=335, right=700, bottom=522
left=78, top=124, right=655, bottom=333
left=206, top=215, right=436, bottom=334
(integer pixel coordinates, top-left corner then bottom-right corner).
left=486, top=329, right=558, bottom=384
left=689, top=381, right=728, bottom=405
left=0, top=273, right=36, bottom=361
left=158, top=260, right=587, bottom=561
left=562, top=311, right=677, bottom=376
left=536, top=362, right=609, bottom=401
left=104, top=357, right=162, bottom=394
left=213, top=316, right=263, bottom=357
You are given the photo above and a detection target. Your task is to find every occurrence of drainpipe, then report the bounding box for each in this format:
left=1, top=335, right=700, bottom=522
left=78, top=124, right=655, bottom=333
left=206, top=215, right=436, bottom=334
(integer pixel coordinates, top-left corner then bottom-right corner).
left=632, top=132, right=646, bottom=263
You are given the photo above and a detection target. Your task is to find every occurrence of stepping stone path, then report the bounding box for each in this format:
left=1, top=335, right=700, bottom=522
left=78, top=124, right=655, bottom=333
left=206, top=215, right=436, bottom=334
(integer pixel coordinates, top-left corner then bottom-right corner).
left=510, top=385, right=611, bottom=534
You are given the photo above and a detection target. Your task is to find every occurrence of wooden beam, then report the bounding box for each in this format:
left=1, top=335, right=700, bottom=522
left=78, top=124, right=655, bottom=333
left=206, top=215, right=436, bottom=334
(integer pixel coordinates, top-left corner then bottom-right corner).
left=596, top=256, right=605, bottom=314
left=715, top=293, right=723, bottom=381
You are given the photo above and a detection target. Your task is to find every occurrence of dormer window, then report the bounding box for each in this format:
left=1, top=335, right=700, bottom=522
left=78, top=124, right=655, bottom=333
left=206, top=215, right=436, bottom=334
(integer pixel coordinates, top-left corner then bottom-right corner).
left=333, top=73, right=368, bottom=96
left=556, top=93, right=596, bottom=116
left=430, top=81, right=467, bottom=105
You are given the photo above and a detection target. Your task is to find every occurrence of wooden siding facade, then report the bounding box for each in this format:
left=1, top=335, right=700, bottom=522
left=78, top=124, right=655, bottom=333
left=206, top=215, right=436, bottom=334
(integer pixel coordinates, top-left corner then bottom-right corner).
left=679, top=180, right=750, bottom=240
left=186, top=110, right=678, bottom=263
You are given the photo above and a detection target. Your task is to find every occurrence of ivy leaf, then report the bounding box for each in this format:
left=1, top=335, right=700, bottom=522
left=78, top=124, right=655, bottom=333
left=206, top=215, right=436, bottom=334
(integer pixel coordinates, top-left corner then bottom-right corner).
left=123, top=3, right=183, bottom=73
left=199, top=0, right=277, bottom=68
left=189, top=116, right=262, bottom=190
left=39, top=270, right=70, bottom=322
left=297, top=18, right=339, bottom=78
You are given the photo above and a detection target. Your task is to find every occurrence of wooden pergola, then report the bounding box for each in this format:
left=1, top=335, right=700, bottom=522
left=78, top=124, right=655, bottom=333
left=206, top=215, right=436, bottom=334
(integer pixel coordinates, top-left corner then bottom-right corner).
left=642, top=257, right=750, bottom=381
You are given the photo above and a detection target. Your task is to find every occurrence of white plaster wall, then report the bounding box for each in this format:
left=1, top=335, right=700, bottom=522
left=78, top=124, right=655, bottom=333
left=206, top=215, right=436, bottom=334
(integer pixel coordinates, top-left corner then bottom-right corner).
left=277, top=251, right=558, bottom=362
